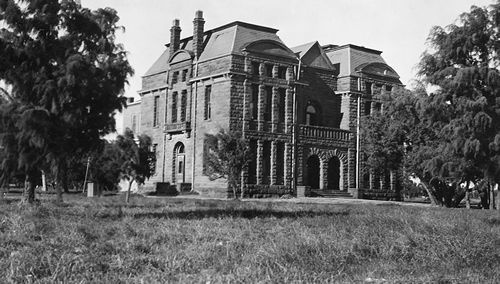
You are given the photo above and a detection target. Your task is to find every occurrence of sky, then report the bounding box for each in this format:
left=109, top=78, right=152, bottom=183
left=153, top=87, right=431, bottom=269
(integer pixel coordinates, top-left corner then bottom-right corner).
left=82, top=0, right=495, bottom=132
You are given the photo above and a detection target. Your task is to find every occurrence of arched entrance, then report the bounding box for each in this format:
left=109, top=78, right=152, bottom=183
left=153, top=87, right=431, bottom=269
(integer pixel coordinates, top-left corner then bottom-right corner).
left=306, top=155, right=320, bottom=189
left=327, top=157, right=341, bottom=190
left=173, top=142, right=185, bottom=184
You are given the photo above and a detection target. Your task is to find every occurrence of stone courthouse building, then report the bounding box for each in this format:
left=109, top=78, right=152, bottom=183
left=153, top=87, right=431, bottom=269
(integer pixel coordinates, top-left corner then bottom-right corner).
left=124, top=11, right=403, bottom=198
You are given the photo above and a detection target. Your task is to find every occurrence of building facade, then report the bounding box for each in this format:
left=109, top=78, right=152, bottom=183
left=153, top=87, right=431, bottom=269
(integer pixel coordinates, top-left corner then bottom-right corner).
left=123, top=11, right=403, bottom=198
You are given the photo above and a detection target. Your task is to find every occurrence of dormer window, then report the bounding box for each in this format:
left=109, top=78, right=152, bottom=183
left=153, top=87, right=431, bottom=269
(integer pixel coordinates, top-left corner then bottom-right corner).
left=252, top=61, right=260, bottom=75
left=181, top=69, right=188, bottom=82
left=265, top=64, right=273, bottom=77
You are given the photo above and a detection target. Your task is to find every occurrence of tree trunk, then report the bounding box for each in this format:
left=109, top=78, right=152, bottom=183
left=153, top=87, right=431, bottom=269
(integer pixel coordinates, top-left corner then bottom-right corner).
left=490, top=182, right=496, bottom=211
left=126, top=179, right=133, bottom=203
left=22, top=171, right=37, bottom=204
left=418, top=180, right=440, bottom=206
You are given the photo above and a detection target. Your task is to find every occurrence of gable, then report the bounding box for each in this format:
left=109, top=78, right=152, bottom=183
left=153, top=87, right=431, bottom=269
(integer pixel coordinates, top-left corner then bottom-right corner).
left=301, top=43, right=335, bottom=71
left=169, top=50, right=193, bottom=64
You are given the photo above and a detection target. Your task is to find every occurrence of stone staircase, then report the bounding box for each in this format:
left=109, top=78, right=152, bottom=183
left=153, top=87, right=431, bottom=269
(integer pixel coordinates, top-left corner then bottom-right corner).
left=309, top=189, right=353, bottom=198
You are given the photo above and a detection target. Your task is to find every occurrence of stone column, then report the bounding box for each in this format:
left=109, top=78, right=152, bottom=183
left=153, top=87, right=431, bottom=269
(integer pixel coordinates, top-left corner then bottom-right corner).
left=256, top=140, right=264, bottom=184
left=259, top=62, right=265, bottom=76
left=285, top=142, right=293, bottom=187
left=369, top=170, right=375, bottom=190
left=243, top=79, right=250, bottom=132
left=380, top=171, right=387, bottom=191
left=390, top=170, right=396, bottom=192
left=272, top=65, right=279, bottom=78
left=244, top=57, right=252, bottom=74
left=285, top=88, right=293, bottom=133
left=286, top=66, right=294, bottom=81
left=257, top=84, right=265, bottom=131
left=348, top=148, right=356, bottom=189
left=320, top=157, right=327, bottom=190
left=271, top=87, right=278, bottom=133
left=270, top=141, right=277, bottom=185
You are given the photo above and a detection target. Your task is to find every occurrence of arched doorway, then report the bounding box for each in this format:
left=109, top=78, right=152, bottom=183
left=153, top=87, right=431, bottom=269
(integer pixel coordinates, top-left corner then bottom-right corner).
left=327, top=157, right=341, bottom=190
left=173, top=142, right=185, bottom=184
left=306, top=155, right=320, bottom=189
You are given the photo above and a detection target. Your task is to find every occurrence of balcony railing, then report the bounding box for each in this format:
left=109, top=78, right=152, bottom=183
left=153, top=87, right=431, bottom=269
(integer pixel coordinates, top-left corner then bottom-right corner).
left=164, top=121, right=191, bottom=134
left=299, top=124, right=352, bottom=142
left=246, top=120, right=287, bottom=133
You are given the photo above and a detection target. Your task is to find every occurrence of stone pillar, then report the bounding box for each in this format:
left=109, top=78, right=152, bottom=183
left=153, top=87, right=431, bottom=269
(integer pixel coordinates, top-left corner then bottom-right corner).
left=285, top=88, right=293, bottom=133
left=320, top=157, right=327, bottom=190
left=271, top=87, right=278, bottom=132
left=258, top=84, right=265, bottom=131
left=272, top=65, right=279, bottom=78
left=390, top=170, right=396, bottom=192
left=285, top=142, right=293, bottom=187
left=380, top=171, right=387, bottom=191
left=348, top=148, right=356, bottom=189
left=369, top=170, right=375, bottom=190
left=259, top=62, right=265, bottom=76
left=270, top=141, right=277, bottom=185
left=240, top=168, right=248, bottom=197
left=256, top=140, right=264, bottom=184
left=243, top=79, right=250, bottom=131
left=286, top=66, right=294, bottom=81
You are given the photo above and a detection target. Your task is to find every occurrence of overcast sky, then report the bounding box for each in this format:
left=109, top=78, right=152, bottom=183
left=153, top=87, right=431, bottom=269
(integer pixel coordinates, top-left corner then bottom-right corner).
left=81, top=0, right=494, bottom=133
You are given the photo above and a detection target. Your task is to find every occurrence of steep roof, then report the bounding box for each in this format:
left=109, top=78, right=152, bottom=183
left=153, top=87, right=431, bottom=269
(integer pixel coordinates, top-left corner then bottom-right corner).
left=144, top=48, right=170, bottom=77
left=324, top=44, right=398, bottom=79
left=291, top=41, right=335, bottom=71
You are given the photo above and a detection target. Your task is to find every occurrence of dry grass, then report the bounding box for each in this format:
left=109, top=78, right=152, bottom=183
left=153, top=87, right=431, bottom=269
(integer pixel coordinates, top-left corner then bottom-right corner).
left=0, top=194, right=499, bottom=283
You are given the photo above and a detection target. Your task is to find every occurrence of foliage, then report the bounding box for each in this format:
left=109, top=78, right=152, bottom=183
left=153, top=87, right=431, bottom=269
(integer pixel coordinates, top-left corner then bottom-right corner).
left=116, top=128, right=156, bottom=202
left=0, top=195, right=499, bottom=282
left=90, top=141, right=124, bottom=192
left=204, top=130, right=252, bottom=199
left=361, top=2, right=500, bottom=208
left=0, top=0, right=133, bottom=203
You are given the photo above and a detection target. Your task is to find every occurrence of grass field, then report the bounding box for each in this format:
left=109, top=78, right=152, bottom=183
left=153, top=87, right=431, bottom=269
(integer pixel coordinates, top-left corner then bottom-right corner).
left=0, top=194, right=499, bottom=283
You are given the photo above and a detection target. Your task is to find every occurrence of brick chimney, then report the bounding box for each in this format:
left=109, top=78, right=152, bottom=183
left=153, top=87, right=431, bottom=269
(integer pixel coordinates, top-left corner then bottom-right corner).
left=170, top=19, right=181, bottom=58
left=193, top=10, right=205, bottom=59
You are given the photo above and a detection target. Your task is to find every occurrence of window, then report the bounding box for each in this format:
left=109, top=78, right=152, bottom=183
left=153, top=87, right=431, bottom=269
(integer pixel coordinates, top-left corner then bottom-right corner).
left=263, top=141, right=271, bottom=184
left=332, top=63, right=340, bottom=76
left=278, top=66, right=287, bottom=79
left=264, top=86, right=272, bottom=121
left=305, top=104, right=319, bottom=126
left=181, top=69, right=188, bottom=82
left=131, top=115, right=137, bottom=132
left=180, top=90, right=187, bottom=122
left=278, top=89, right=286, bottom=123
left=172, top=71, right=179, bottom=85
left=251, top=84, right=258, bottom=119
left=365, top=82, right=372, bottom=95
left=276, top=142, right=284, bottom=185
left=171, top=92, right=178, bottom=123
left=252, top=61, right=260, bottom=75
left=153, top=96, right=159, bottom=127
left=204, top=85, right=211, bottom=120
left=386, top=85, right=393, bottom=92
left=265, top=64, right=273, bottom=77
left=364, top=101, right=371, bottom=116
left=247, top=139, right=257, bottom=184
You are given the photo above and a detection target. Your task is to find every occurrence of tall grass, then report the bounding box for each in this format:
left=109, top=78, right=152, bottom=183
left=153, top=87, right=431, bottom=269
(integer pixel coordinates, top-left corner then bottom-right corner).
left=0, top=196, right=499, bottom=283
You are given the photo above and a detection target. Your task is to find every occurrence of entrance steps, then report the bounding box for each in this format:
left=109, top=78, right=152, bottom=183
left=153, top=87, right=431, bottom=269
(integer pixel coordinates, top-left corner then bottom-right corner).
left=310, top=189, right=353, bottom=198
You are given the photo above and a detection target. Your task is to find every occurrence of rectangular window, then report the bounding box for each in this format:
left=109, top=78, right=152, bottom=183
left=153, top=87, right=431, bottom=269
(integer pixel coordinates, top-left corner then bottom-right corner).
left=264, top=86, right=272, bottom=121
left=265, top=64, right=273, bottom=77
left=276, top=142, right=284, bottom=185
left=251, top=84, right=259, bottom=119
left=263, top=141, right=271, bottom=185
left=180, top=90, right=187, bottom=122
left=204, top=85, right=211, bottom=120
left=386, top=85, right=393, bottom=92
left=364, top=101, right=371, bottom=116
left=247, top=139, right=257, bottom=184
left=278, top=88, right=286, bottom=123
left=278, top=66, right=287, bottom=79
left=365, top=82, right=372, bottom=95
left=181, top=69, right=188, bottom=82
left=171, top=92, right=178, bottom=123
left=172, top=71, right=179, bottom=85
left=153, top=96, right=159, bottom=127
left=252, top=61, right=260, bottom=75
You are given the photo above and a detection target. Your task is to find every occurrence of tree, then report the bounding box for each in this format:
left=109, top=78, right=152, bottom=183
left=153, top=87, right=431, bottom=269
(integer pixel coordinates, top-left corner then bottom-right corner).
left=204, top=130, right=252, bottom=199
left=0, top=0, right=133, bottom=203
left=116, top=129, right=156, bottom=203
left=362, top=2, right=500, bottom=209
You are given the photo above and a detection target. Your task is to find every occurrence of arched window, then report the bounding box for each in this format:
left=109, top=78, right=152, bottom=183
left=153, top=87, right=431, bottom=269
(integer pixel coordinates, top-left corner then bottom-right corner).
left=305, top=104, right=319, bottom=126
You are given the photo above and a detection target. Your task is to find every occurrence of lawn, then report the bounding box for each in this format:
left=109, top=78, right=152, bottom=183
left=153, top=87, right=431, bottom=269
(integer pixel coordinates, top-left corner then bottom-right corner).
left=0, top=194, right=499, bottom=283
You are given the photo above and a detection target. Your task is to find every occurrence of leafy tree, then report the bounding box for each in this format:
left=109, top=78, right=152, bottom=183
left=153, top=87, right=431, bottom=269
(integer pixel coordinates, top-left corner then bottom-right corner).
left=0, top=0, right=133, bottom=203
left=204, top=130, right=252, bottom=199
left=362, top=2, right=500, bottom=209
left=116, top=129, right=156, bottom=203
left=90, top=141, right=124, bottom=192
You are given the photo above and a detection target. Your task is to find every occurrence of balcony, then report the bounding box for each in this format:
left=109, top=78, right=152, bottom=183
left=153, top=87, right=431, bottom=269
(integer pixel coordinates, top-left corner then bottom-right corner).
left=299, top=124, right=352, bottom=142
left=164, top=121, right=191, bottom=135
